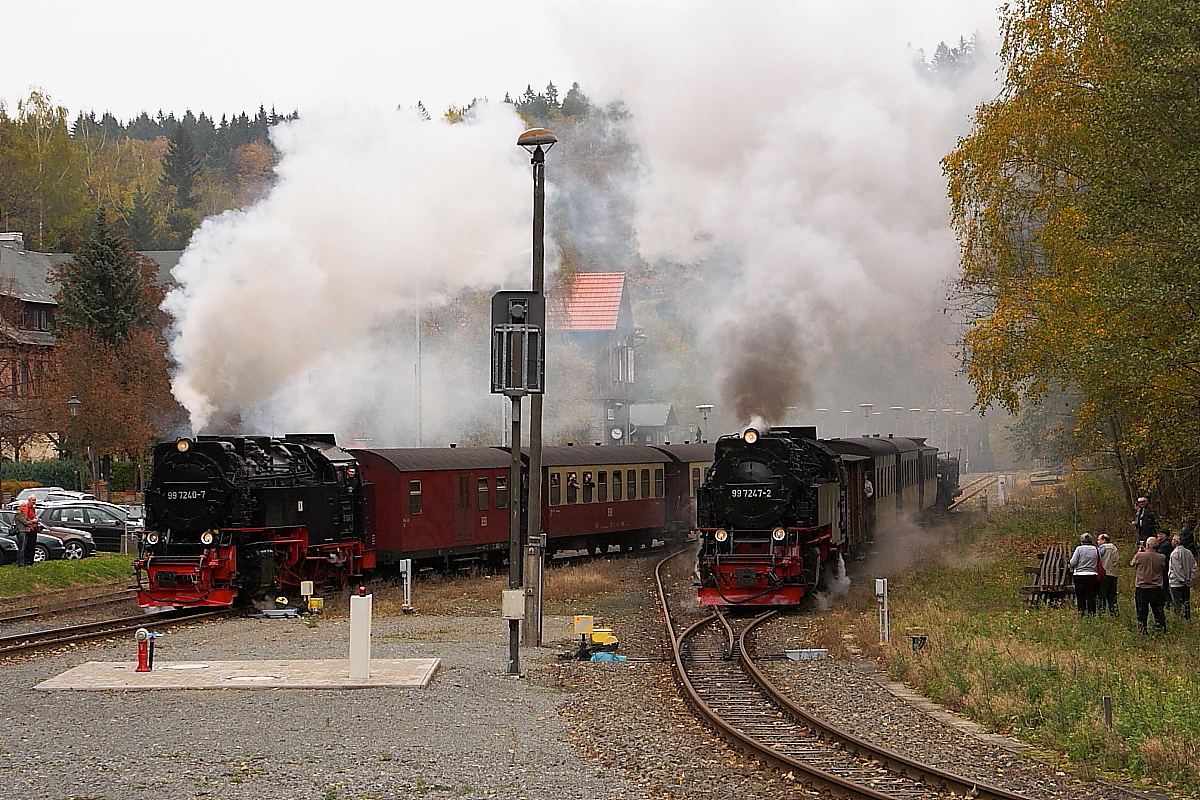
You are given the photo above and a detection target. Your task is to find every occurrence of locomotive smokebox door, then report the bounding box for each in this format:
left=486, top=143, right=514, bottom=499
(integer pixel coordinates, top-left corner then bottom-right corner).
left=491, top=291, right=545, bottom=395
left=735, top=568, right=758, bottom=587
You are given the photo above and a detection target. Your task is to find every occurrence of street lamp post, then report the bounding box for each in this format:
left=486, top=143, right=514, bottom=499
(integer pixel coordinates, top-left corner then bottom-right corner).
left=859, top=404, right=874, bottom=437
left=696, top=405, right=713, bottom=443
left=890, top=407, right=904, bottom=436
left=518, top=127, right=556, bottom=649
left=841, top=409, right=852, bottom=438
left=816, top=409, right=828, bottom=437
left=67, top=396, right=82, bottom=491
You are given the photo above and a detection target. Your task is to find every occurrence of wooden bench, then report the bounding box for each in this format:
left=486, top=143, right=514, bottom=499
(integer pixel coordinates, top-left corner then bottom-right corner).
left=1022, top=544, right=1075, bottom=607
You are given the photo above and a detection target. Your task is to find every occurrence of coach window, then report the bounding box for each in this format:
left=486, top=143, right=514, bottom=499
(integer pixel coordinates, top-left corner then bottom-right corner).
left=496, top=476, right=509, bottom=509
left=566, top=471, right=579, bottom=504
left=598, top=471, right=608, bottom=502
left=627, top=470, right=637, bottom=500
left=640, top=469, right=651, bottom=499
left=654, top=468, right=664, bottom=498
left=692, top=467, right=701, bottom=496
left=477, top=477, right=489, bottom=511
left=549, top=472, right=561, bottom=505
left=612, top=470, right=623, bottom=501
left=581, top=471, right=593, bottom=503
left=408, top=480, right=423, bottom=515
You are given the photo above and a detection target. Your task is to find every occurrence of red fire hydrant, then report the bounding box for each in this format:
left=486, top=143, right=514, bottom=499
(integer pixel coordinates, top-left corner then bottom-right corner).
left=135, top=628, right=161, bottom=672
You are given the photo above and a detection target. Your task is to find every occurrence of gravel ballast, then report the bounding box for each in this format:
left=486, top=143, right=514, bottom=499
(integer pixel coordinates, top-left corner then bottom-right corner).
left=0, top=552, right=1168, bottom=800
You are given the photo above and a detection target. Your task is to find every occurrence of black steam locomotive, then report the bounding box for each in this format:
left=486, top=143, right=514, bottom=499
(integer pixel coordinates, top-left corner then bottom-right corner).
left=135, top=435, right=373, bottom=607
left=696, top=426, right=942, bottom=606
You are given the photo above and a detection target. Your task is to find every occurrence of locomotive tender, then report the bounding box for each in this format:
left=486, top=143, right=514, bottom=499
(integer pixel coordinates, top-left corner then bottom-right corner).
left=695, top=426, right=944, bottom=606
left=136, top=435, right=711, bottom=608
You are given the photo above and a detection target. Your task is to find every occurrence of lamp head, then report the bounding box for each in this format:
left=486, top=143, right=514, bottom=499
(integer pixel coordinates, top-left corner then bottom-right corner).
left=517, top=128, right=558, bottom=151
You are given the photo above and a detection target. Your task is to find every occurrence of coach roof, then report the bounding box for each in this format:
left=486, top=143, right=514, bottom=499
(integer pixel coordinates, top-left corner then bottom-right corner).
left=537, top=445, right=672, bottom=467
left=351, top=447, right=513, bottom=471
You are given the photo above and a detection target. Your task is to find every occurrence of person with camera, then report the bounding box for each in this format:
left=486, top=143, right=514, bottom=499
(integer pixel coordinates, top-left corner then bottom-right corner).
left=13, top=496, right=42, bottom=567
left=1131, top=534, right=1168, bottom=634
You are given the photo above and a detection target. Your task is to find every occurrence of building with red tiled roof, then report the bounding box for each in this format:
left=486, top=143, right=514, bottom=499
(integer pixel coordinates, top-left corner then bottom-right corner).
left=548, top=272, right=631, bottom=331
left=550, top=272, right=641, bottom=444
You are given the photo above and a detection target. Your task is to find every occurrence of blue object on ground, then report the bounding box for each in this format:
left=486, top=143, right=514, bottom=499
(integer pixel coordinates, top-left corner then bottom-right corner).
left=589, top=652, right=627, bottom=662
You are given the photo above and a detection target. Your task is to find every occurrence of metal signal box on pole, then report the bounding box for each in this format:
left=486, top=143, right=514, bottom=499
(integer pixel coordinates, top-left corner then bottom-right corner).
left=491, top=292, right=545, bottom=396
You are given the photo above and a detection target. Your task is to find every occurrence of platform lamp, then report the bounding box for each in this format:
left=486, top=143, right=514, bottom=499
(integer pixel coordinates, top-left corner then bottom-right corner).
left=841, top=409, right=852, bottom=438
left=927, top=409, right=937, bottom=441
left=816, top=409, right=828, bottom=437
left=696, top=404, right=713, bottom=443
left=67, top=396, right=82, bottom=491
left=941, top=408, right=953, bottom=447
left=859, top=403, right=874, bottom=437
left=890, top=407, right=904, bottom=436
left=516, top=127, right=557, bottom=652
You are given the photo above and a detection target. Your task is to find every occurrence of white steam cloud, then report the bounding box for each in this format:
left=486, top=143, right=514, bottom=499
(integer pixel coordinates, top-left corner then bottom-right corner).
left=562, top=0, right=999, bottom=427
left=165, top=103, right=531, bottom=436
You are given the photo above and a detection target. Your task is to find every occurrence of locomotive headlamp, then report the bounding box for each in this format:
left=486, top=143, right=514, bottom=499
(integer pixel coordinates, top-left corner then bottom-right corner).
left=200, top=531, right=215, bottom=546
left=176, top=439, right=190, bottom=452
left=772, top=527, right=787, bottom=541
left=714, top=529, right=729, bottom=542
left=743, top=429, right=759, bottom=444
left=145, top=531, right=160, bottom=545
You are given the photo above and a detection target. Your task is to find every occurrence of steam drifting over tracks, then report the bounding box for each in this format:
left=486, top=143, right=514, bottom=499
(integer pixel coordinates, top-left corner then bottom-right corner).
left=655, top=549, right=1035, bottom=800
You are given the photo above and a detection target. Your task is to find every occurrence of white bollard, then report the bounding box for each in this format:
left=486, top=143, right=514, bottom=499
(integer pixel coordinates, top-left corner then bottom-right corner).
left=997, top=474, right=1008, bottom=506
left=349, top=588, right=373, bottom=679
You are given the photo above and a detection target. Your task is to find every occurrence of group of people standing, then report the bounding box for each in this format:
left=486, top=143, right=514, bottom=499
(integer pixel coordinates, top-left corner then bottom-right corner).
left=10, top=496, right=42, bottom=567
left=1068, top=497, right=1198, bottom=634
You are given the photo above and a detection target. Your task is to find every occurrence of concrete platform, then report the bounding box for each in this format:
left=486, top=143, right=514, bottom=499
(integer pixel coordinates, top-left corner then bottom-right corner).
left=34, top=658, right=440, bottom=692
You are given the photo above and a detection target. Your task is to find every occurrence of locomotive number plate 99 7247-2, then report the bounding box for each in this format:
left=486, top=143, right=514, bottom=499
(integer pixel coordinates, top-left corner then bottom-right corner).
left=730, top=488, right=773, bottom=499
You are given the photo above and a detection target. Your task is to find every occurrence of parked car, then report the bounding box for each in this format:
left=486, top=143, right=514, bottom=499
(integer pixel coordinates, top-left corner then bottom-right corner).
left=35, top=503, right=126, bottom=552
left=0, top=535, right=16, bottom=565
left=40, top=490, right=97, bottom=504
left=0, top=510, right=95, bottom=560
left=5, top=486, right=64, bottom=510
left=0, top=528, right=66, bottom=562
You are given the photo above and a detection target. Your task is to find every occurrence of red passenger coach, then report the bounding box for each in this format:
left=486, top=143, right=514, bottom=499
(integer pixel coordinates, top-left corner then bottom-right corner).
left=352, top=447, right=514, bottom=571
left=541, top=445, right=674, bottom=553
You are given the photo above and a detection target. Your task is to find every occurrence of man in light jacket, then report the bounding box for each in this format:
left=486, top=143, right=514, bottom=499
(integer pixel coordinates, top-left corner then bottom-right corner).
left=1169, top=534, right=1197, bottom=619
left=1097, top=533, right=1119, bottom=617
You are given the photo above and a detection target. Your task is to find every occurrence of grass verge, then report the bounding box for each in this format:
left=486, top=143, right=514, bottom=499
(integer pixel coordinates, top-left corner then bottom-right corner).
left=842, top=490, right=1200, bottom=794
left=0, top=553, right=135, bottom=598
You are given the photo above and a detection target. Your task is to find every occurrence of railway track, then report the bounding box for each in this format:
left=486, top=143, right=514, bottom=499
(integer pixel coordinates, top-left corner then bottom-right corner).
left=654, top=549, right=1034, bottom=800
left=0, top=587, right=138, bottom=623
left=0, top=608, right=232, bottom=656
left=948, top=473, right=995, bottom=511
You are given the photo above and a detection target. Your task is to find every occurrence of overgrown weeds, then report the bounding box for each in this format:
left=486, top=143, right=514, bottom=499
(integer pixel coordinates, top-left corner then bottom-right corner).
left=851, top=482, right=1200, bottom=793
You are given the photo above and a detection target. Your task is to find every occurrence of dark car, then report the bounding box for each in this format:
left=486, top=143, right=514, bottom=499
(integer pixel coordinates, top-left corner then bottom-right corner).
left=36, top=503, right=126, bottom=552
left=0, top=528, right=66, bottom=562
left=0, top=535, right=16, bottom=565
left=0, top=510, right=95, bottom=560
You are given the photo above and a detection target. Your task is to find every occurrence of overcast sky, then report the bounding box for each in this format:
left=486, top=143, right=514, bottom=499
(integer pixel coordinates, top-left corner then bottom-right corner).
left=1, top=0, right=1001, bottom=119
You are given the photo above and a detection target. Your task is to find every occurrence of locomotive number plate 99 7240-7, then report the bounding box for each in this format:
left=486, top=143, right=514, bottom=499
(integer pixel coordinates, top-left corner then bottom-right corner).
left=166, top=490, right=206, bottom=500
left=730, top=488, right=773, bottom=499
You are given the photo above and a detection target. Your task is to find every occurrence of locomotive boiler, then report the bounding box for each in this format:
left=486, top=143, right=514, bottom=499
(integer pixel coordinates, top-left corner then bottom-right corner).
left=135, top=434, right=373, bottom=608
left=695, top=426, right=846, bottom=605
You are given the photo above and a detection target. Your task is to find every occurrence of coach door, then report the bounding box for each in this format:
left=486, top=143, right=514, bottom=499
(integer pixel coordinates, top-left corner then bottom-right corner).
left=454, top=473, right=474, bottom=542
